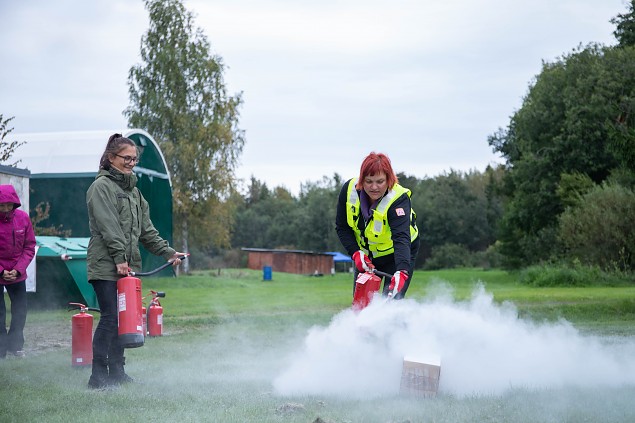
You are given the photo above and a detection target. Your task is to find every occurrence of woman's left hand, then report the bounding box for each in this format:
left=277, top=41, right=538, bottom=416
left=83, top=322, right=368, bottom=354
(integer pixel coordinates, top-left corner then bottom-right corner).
left=169, top=252, right=187, bottom=266
left=2, top=269, right=18, bottom=282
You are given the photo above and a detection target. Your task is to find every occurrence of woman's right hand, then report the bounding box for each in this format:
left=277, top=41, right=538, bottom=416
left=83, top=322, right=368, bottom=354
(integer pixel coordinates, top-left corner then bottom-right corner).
left=116, top=262, right=130, bottom=276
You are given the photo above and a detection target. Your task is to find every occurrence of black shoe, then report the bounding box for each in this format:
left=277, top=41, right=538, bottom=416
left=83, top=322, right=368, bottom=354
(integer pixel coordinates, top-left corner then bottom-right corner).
left=88, top=359, right=110, bottom=389
left=109, top=372, right=134, bottom=385
left=87, top=374, right=110, bottom=389
left=108, top=360, right=134, bottom=385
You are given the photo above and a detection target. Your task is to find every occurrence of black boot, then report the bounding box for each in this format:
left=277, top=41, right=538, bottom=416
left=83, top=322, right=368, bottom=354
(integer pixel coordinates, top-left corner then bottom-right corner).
left=108, top=356, right=134, bottom=385
left=88, top=358, right=110, bottom=389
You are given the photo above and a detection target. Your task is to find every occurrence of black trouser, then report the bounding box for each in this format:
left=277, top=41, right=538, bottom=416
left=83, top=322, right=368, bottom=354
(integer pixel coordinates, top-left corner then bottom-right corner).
left=0, top=281, right=27, bottom=357
left=90, top=280, right=124, bottom=365
left=352, top=237, right=421, bottom=300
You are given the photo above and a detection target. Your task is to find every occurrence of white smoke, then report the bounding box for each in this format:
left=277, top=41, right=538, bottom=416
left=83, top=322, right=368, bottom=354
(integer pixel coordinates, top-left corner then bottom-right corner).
left=273, top=283, right=635, bottom=398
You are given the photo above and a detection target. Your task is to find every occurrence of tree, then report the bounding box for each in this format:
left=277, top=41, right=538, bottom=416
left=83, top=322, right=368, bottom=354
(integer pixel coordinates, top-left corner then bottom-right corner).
left=414, top=170, right=500, bottom=264
left=611, top=0, right=635, bottom=48
left=230, top=174, right=343, bottom=253
left=296, top=175, right=342, bottom=252
left=0, top=115, right=24, bottom=166
left=488, top=44, right=635, bottom=267
left=125, top=0, right=244, bottom=272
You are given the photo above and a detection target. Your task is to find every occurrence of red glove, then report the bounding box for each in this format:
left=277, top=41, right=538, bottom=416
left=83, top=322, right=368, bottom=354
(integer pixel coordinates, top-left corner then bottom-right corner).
left=352, top=250, right=374, bottom=273
left=389, top=270, right=409, bottom=297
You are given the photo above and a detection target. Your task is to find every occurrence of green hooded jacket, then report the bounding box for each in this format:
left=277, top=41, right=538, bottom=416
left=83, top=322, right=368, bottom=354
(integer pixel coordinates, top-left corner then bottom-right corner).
left=86, top=168, right=175, bottom=281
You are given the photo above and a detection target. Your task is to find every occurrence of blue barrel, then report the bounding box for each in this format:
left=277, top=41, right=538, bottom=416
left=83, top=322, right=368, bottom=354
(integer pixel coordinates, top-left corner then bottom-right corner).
left=263, top=266, right=272, bottom=281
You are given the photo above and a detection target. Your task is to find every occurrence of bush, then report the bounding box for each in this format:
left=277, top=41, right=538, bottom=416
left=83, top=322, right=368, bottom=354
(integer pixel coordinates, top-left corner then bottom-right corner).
left=519, top=262, right=633, bottom=287
left=423, top=243, right=503, bottom=270
left=559, top=183, right=635, bottom=271
left=423, top=243, right=469, bottom=270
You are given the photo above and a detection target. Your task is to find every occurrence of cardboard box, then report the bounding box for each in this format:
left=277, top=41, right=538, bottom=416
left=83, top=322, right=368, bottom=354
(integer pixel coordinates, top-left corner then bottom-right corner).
left=400, top=355, right=441, bottom=398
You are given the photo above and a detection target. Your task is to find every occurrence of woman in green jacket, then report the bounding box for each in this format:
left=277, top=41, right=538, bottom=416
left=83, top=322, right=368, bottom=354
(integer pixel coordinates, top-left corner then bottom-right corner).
left=86, top=133, right=184, bottom=389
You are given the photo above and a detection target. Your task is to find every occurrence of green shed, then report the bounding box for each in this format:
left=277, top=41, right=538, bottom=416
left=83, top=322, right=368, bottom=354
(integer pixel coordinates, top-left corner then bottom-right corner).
left=12, top=129, right=174, bottom=275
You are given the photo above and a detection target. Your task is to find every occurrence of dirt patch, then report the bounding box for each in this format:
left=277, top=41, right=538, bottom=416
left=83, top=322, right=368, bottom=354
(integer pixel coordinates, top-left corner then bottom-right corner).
left=22, top=319, right=71, bottom=357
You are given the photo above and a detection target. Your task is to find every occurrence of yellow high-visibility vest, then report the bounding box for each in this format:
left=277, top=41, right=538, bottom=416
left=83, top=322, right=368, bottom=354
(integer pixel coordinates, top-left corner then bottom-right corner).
left=345, top=178, right=418, bottom=258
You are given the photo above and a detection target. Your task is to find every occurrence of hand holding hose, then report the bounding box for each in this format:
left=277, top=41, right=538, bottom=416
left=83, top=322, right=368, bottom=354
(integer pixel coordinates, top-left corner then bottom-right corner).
left=169, top=252, right=187, bottom=267
left=129, top=254, right=189, bottom=276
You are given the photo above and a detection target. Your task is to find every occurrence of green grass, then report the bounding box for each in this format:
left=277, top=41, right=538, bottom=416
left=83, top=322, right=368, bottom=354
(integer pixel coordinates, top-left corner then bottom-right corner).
left=1, top=268, right=635, bottom=422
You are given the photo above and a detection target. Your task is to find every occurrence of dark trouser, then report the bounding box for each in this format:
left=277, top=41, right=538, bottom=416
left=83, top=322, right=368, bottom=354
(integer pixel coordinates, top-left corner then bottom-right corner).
left=352, top=237, right=421, bottom=300
left=0, top=281, right=28, bottom=357
left=90, top=280, right=124, bottom=365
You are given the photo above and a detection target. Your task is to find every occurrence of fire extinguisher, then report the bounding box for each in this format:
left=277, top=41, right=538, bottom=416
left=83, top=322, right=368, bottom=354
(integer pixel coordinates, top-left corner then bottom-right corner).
left=352, top=269, right=393, bottom=311
left=117, top=255, right=187, bottom=348
left=142, top=305, right=147, bottom=336
left=147, top=290, right=166, bottom=337
left=117, top=275, right=144, bottom=348
left=68, top=302, right=100, bottom=367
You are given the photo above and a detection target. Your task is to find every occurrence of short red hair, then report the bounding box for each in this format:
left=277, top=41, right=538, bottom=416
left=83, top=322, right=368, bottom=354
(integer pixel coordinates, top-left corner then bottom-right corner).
left=355, top=152, right=398, bottom=190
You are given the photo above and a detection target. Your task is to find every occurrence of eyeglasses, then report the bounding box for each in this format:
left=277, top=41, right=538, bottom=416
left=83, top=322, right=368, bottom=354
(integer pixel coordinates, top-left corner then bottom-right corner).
left=114, top=154, right=139, bottom=164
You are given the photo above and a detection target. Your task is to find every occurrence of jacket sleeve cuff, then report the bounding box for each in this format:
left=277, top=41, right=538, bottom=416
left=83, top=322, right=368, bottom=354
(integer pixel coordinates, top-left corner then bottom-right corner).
left=162, top=248, right=177, bottom=261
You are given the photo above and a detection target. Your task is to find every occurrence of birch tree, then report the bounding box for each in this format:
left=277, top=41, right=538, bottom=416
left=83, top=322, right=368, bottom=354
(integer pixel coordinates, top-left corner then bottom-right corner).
left=125, top=0, right=244, bottom=271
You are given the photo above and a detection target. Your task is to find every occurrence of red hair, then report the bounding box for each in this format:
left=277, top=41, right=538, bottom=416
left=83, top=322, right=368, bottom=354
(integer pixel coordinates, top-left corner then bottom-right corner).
left=355, top=152, right=398, bottom=190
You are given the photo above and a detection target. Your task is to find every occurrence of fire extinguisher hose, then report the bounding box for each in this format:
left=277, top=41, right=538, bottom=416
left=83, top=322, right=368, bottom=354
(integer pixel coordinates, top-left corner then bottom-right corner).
left=129, top=255, right=188, bottom=277
left=372, top=269, right=393, bottom=279
left=371, top=269, right=401, bottom=299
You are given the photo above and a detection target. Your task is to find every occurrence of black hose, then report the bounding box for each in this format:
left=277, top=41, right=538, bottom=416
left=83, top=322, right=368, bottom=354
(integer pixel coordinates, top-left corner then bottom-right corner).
left=129, top=255, right=188, bottom=277
left=373, top=269, right=393, bottom=279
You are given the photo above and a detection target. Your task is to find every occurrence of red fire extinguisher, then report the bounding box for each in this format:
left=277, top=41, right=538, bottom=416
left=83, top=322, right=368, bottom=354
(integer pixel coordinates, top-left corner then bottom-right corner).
left=147, top=290, right=166, bottom=337
left=117, top=275, right=144, bottom=348
left=68, top=302, right=99, bottom=367
left=352, top=269, right=393, bottom=311
left=117, top=255, right=187, bottom=347
left=142, top=305, right=147, bottom=336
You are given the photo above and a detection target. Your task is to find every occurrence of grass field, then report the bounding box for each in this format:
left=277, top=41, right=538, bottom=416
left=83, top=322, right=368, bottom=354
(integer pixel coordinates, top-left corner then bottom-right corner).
left=2, top=268, right=635, bottom=422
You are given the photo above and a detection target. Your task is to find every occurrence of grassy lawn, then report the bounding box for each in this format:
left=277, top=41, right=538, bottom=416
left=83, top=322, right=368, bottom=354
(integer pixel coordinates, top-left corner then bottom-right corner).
left=1, top=268, right=635, bottom=422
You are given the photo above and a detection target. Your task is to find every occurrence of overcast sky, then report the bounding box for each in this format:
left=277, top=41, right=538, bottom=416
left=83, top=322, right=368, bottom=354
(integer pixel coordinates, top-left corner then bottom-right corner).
left=0, top=0, right=627, bottom=194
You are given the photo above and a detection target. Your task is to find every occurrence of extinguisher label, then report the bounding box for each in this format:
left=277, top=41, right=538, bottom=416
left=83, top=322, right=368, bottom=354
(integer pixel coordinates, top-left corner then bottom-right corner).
left=118, top=292, right=126, bottom=312
left=355, top=272, right=373, bottom=285
left=158, top=315, right=163, bottom=325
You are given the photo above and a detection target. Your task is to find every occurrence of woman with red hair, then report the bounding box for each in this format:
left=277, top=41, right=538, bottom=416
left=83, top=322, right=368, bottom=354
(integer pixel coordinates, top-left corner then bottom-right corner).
left=335, top=152, right=420, bottom=299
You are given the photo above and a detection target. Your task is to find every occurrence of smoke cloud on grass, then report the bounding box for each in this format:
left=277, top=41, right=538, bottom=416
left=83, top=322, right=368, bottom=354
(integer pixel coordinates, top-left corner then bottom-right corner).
left=273, top=283, right=635, bottom=398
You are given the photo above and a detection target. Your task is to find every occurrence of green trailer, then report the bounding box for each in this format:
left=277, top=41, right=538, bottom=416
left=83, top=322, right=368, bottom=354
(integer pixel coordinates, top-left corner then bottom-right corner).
left=32, top=236, right=95, bottom=309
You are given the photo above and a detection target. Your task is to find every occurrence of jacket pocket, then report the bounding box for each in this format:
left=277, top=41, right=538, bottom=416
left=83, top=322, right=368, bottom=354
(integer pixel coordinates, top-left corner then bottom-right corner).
left=13, top=228, right=25, bottom=255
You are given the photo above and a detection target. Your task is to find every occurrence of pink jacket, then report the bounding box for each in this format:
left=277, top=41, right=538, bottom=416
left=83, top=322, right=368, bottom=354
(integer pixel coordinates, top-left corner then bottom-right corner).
left=0, top=185, right=36, bottom=285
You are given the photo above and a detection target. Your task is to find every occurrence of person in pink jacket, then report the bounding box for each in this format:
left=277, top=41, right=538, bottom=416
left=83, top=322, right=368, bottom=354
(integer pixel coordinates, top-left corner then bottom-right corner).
left=0, top=184, right=36, bottom=358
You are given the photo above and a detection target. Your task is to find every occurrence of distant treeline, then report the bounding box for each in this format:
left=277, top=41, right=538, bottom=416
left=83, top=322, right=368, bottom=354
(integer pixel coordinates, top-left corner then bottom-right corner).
left=204, top=31, right=635, bottom=273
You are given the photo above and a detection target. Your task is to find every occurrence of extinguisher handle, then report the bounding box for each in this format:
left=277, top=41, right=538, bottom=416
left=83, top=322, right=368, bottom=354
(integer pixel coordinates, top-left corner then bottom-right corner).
left=129, top=255, right=188, bottom=276
left=87, top=307, right=101, bottom=313
left=68, top=302, right=86, bottom=310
